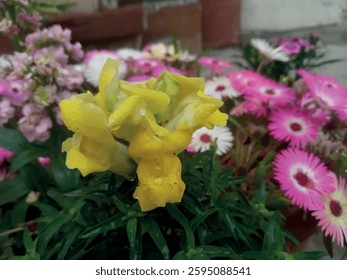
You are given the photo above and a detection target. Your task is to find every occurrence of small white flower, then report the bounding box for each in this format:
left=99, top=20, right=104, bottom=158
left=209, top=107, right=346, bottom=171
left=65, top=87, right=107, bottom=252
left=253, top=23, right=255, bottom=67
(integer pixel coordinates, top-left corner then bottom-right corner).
left=116, top=48, right=147, bottom=61
left=205, top=76, right=240, bottom=100
left=251, top=38, right=290, bottom=62
left=83, top=52, right=127, bottom=87
left=189, top=126, right=233, bottom=156
left=179, top=50, right=196, bottom=62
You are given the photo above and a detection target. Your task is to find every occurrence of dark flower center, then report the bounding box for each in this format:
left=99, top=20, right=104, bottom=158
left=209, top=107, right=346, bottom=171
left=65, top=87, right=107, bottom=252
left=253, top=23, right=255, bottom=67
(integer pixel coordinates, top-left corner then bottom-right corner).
left=200, top=133, right=212, bottom=143
left=329, top=200, right=343, bottom=217
left=290, top=122, right=302, bottom=132
left=265, top=88, right=275, bottom=95
left=216, top=85, right=226, bottom=91
left=293, top=170, right=314, bottom=188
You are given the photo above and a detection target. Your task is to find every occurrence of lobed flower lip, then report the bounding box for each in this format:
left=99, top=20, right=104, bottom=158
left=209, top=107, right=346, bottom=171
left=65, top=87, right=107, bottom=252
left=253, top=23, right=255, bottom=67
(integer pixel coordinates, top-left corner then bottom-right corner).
left=60, top=58, right=227, bottom=211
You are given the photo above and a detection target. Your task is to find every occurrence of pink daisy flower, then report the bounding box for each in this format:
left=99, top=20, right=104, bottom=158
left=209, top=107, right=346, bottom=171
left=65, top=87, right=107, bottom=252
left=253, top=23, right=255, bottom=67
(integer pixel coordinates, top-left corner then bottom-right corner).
left=298, top=70, right=346, bottom=110
left=335, top=104, right=347, bottom=123
left=228, top=70, right=264, bottom=95
left=297, top=70, right=344, bottom=91
left=198, top=56, right=232, bottom=72
left=299, top=93, right=332, bottom=126
left=279, top=41, right=302, bottom=55
left=313, top=175, right=347, bottom=247
left=134, top=57, right=162, bottom=73
left=273, top=148, right=335, bottom=210
left=128, top=75, right=151, bottom=83
left=268, top=108, right=318, bottom=148
left=242, top=78, right=295, bottom=116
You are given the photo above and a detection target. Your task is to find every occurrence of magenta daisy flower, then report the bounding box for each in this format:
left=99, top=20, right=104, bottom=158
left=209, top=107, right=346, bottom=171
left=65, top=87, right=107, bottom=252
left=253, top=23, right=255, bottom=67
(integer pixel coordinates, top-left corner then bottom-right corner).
left=228, top=70, right=264, bottom=94
left=298, top=70, right=346, bottom=110
left=128, top=74, right=151, bottom=83
left=335, top=104, right=347, bottom=123
left=241, top=78, right=295, bottom=116
left=273, top=148, right=335, bottom=210
left=134, top=57, right=162, bottom=73
left=268, top=109, right=318, bottom=148
left=280, top=41, right=302, bottom=55
left=313, top=175, right=347, bottom=247
left=198, top=56, right=232, bottom=72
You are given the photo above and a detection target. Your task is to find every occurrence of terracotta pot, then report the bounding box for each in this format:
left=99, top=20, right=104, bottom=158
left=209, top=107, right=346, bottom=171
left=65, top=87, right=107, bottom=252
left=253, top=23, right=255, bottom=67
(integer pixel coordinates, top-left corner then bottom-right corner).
left=143, top=3, right=202, bottom=54
left=48, top=6, right=143, bottom=49
left=200, top=0, right=241, bottom=48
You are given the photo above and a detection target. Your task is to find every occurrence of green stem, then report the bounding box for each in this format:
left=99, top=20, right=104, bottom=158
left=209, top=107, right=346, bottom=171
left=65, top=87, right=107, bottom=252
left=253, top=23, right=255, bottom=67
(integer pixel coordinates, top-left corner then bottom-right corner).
left=256, top=57, right=266, bottom=73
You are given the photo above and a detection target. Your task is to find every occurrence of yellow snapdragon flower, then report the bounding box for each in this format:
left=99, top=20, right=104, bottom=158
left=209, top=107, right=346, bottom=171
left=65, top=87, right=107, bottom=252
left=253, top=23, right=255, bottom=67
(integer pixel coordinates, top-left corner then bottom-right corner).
left=60, top=58, right=227, bottom=211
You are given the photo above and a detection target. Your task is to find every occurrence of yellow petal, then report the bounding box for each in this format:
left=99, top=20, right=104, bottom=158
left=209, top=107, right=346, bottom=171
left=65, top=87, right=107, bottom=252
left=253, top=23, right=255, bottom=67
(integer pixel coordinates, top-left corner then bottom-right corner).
left=121, top=83, right=170, bottom=114
left=134, top=153, right=185, bottom=211
left=128, top=128, right=163, bottom=159
left=205, top=110, right=228, bottom=127
left=59, top=92, right=114, bottom=144
left=64, top=136, right=111, bottom=176
left=108, top=95, right=145, bottom=140
left=63, top=134, right=134, bottom=178
left=161, top=129, right=192, bottom=154
left=98, top=58, right=120, bottom=93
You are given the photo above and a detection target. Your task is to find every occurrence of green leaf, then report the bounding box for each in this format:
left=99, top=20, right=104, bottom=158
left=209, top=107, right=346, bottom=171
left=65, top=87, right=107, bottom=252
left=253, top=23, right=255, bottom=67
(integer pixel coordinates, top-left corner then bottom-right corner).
left=46, top=188, right=78, bottom=209
left=199, top=245, right=238, bottom=259
left=57, top=226, right=82, bottom=260
left=0, top=176, right=29, bottom=205
left=0, top=128, right=29, bottom=153
left=11, top=199, right=29, bottom=227
left=10, top=148, right=46, bottom=172
left=218, top=210, right=236, bottom=237
left=167, top=205, right=195, bottom=248
left=126, top=218, right=138, bottom=260
left=293, top=251, right=327, bottom=260
left=190, top=208, right=218, bottom=231
left=34, top=202, right=59, bottom=216
left=51, top=153, right=80, bottom=192
left=140, top=218, right=170, bottom=260
left=37, top=214, right=72, bottom=253
left=310, top=59, right=342, bottom=68
left=241, top=251, right=268, bottom=260
left=79, top=213, right=125, bottom=239
left=23, top=230, right=35, bottom=251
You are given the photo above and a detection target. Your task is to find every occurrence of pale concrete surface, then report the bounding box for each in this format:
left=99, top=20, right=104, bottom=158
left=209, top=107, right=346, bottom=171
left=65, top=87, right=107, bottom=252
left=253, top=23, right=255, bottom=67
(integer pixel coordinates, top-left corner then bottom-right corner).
left=241, top=0, right=346, bottom=32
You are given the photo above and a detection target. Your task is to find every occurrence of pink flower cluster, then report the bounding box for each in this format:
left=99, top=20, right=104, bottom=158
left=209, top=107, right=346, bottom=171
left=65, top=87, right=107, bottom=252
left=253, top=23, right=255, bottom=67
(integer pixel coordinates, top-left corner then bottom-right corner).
left=275, top=37, right=315, bottom=55
left=0, top=0, right=41, bottom=39
left=0, top=25, right=84, bottom=142
left=227, top=68, right=347, bottom=246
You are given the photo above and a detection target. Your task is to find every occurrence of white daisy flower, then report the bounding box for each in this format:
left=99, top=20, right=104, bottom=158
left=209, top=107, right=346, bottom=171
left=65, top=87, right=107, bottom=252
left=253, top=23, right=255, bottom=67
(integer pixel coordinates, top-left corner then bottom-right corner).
left=251, top=38, right=290, bottom=62
left=205, top=76, right=240, bottom=100
left=116, top=48, right=148, bottom=61
left=179, top=50, right=196, bottom=62
left=189, top=126, right=233, bottom=156
left=83, top=52, right=127, bottom=87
